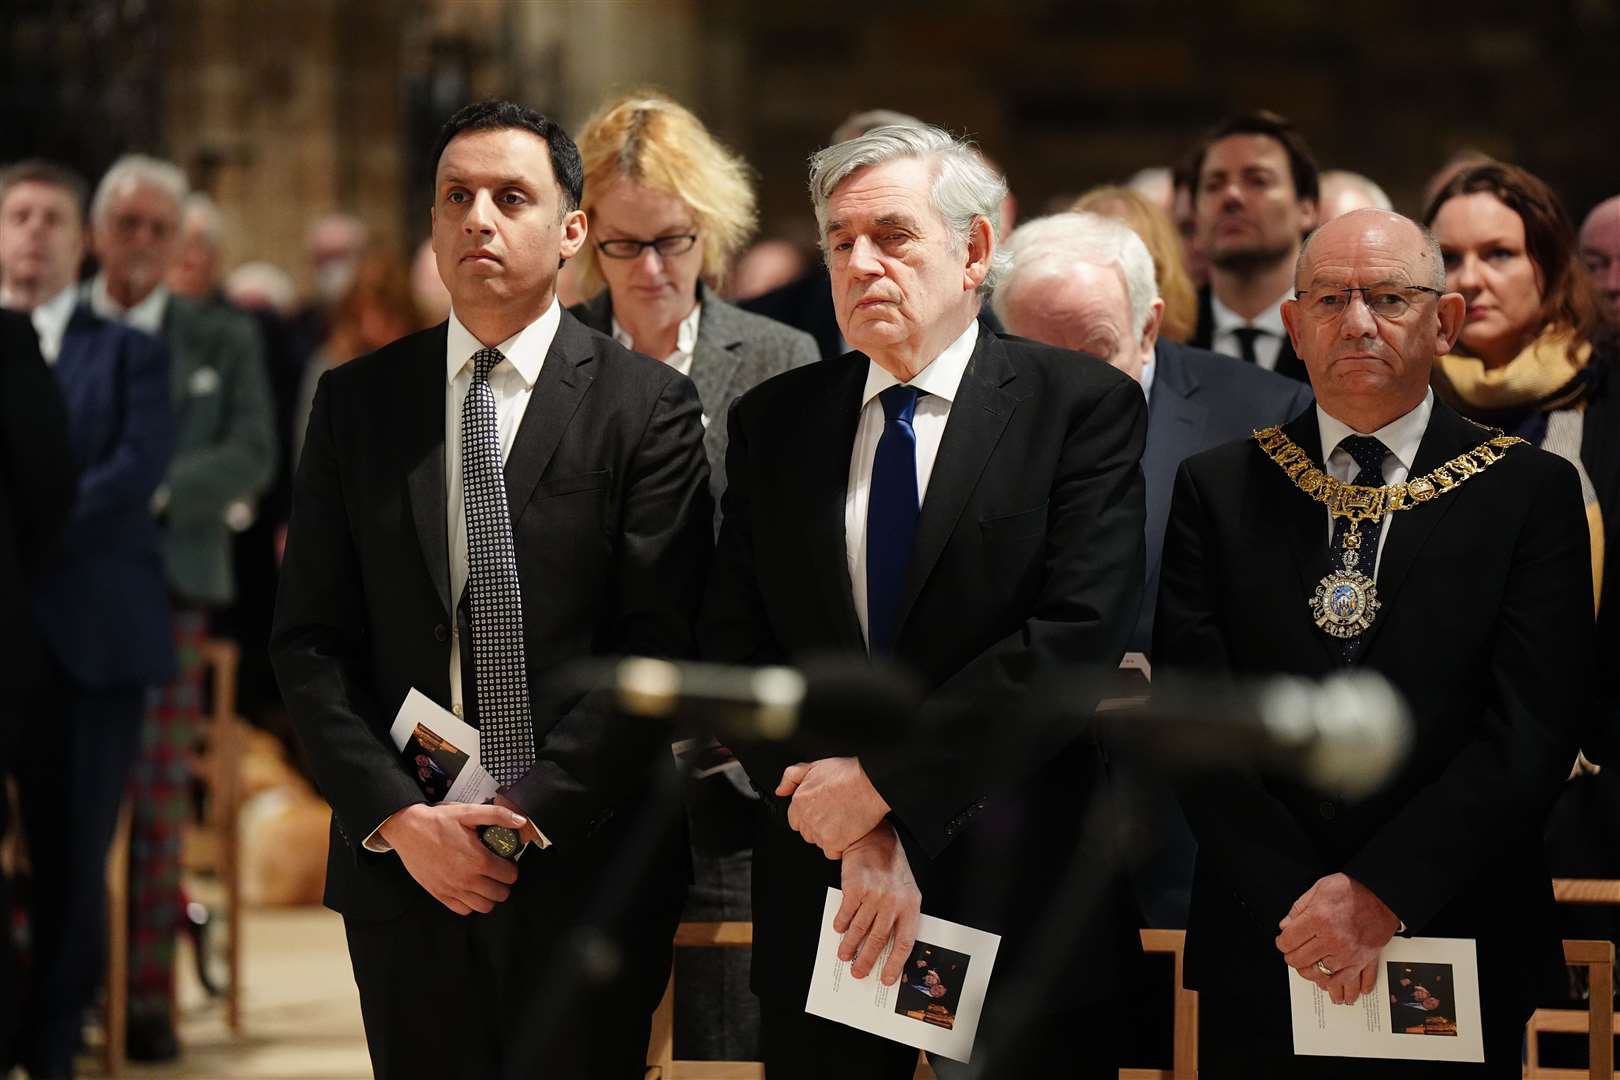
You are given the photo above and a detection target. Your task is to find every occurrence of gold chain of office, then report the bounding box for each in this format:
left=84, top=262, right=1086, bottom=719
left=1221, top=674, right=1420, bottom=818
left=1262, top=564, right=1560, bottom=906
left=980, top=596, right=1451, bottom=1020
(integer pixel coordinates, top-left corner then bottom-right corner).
left=1251, top=425, right=1526, bottom=639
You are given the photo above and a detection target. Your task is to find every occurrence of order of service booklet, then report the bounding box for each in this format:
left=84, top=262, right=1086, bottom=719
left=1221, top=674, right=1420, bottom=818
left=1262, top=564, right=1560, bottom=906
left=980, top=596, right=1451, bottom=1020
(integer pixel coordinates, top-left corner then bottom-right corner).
left=804, top=887, right=1002, bottom=1064
left=387, top=688, right=500, bottom=806
left=1289, top=936, right=1484, bottom=1063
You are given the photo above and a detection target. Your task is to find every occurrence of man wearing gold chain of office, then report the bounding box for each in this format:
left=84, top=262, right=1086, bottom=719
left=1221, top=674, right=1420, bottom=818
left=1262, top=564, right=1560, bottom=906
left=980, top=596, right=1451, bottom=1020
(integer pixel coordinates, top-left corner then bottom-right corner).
left=1155, top=207, right=1597, bottom=1079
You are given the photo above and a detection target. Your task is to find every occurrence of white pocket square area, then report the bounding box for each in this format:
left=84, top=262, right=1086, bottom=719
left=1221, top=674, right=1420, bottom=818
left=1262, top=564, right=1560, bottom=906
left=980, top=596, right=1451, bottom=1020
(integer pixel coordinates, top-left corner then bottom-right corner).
left=189, top=365, right=221, bottom=395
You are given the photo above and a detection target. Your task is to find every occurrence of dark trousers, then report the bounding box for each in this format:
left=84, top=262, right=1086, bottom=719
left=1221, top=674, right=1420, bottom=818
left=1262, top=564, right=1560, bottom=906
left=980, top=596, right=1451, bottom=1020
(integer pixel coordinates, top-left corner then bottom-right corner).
left=0, top=708, right=19, bottom=1070
left=344, top=884, right=680, bottom=1080
left=14, top=679, right=145, bottom=1076
left=760, top=994, right=1127, bottom=1080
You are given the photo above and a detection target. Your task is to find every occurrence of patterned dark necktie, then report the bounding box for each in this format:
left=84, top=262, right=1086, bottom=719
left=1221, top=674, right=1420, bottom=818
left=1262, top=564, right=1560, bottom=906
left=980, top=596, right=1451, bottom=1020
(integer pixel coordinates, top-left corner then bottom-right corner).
left=1331, top=434, right=1390, bottom=662
left=1232, top=326, right=1265, bottom=366
left=462, top=347, right=534, bottom=785
left=866, top=385, right=925, bottom=654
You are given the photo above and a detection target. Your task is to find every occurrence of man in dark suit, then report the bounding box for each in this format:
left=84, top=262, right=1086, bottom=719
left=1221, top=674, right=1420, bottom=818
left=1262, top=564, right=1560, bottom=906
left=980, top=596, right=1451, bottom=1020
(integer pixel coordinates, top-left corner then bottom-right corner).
left=1185, top=110, right=1320, bottom=383
left=271, top=100, right=711, bottom=1080
left=702, top=122, right=1147, bottom=1079
left=1156, top=209, right=1593, bottom=1078
left=993, top=210, right=1314, bottom=935
left=0, top=159, right=176, bottom=1079
left=0, top=309, right=77, bottom=1073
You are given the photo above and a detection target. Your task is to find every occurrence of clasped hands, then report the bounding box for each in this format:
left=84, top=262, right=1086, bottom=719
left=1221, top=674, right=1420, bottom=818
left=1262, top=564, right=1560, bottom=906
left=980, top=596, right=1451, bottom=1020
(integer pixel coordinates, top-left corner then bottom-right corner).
left=780, top=757, right=919, bottom=987
left=1276, top=872, right=1400, bottom=1006
left=378, top=795, right=535, bottom=916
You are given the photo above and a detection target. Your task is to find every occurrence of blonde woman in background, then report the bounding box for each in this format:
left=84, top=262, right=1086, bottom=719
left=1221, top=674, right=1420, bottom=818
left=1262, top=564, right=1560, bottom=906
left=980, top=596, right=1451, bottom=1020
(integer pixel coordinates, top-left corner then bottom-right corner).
left=569, top=91, right=817, bottom=1064
left=1072, top=185, right=1198, bottom=343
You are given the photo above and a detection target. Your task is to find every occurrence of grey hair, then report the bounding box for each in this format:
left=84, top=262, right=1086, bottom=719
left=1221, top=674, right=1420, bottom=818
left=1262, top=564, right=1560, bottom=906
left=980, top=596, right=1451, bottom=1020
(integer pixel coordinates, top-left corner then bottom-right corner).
left=91, top=154, right=188, bottom=223
left=181, top=193, right=225, bottom=249
left=1321, top=169, right=1394, bottom=212
left=1295, top=209, right=1447, bottom=291
left=809, top=123, right=1011, bottom=297
left=991, top=212, right=1158, bottom=337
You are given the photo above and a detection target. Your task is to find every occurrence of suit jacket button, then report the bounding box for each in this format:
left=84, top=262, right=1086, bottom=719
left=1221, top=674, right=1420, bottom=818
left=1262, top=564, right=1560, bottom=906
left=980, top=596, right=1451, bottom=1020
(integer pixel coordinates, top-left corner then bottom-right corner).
left=434, top=623, right=450, bottom=642
left=1319, top=800, right=1337, bottom=820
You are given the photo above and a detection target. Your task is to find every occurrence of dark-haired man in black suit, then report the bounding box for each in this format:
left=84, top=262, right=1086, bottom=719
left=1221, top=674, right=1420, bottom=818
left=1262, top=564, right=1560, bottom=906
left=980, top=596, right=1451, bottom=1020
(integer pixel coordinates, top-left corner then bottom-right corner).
left=703, top=122, right=1146, bottom=1079
left=1157, top=209, right=1593, bottom=1078
left=271, top=100, right=712, bottom=1080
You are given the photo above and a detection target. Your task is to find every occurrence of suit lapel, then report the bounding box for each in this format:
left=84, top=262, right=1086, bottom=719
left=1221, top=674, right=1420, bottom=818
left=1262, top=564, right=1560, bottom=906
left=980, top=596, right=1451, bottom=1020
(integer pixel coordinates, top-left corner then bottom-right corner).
left=1267, top=410, right=1344, bottom=666
left=504, top=311, right=596, bottom=515
left=1354, top=402, right=1479, bottom=657
left=406, top=325, right=452, bottom=617
left=1143, top=351, right=1208, bottom=489
left=893, top=332, right=1017, bottom=641
left=689, top=291, right=746, bottom=415
left=801, top=358, right=868, bottom=649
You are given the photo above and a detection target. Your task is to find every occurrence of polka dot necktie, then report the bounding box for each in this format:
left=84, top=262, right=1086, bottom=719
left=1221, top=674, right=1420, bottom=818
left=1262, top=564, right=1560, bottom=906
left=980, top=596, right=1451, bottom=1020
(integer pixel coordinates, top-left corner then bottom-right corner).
left=463, top=347, right=534, bottom=786
left=1331, top=434, right=1390, bottom=662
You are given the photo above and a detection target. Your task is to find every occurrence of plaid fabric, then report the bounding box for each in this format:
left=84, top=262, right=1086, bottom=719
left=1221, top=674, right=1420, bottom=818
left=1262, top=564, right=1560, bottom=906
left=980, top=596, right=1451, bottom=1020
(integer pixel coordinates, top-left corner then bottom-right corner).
left=126, top=609, right=207, bottom=1018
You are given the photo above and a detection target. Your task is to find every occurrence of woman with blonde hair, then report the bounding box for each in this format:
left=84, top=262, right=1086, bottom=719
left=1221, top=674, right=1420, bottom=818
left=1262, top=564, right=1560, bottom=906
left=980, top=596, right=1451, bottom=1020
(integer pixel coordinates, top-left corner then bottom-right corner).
left=1072, top=184, right=1198, bottom=342
left=569, top=91, right=817, bottom=1064
left=571, top=92, right=817, bottom=516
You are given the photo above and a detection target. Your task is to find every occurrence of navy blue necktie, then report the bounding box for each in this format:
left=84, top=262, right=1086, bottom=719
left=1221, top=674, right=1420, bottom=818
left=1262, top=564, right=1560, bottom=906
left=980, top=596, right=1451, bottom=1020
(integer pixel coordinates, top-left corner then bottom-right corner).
left=1331, top=434, right=1389, bottom=663
left=866, top=385, right=925, bottom=654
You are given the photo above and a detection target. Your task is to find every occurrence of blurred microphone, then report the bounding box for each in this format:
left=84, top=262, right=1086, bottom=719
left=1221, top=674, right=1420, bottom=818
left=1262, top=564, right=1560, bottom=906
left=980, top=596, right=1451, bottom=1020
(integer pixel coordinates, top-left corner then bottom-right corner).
left=1093, top=670, right=1412, bottom=797
left=584, top=653, right=926, bottom=749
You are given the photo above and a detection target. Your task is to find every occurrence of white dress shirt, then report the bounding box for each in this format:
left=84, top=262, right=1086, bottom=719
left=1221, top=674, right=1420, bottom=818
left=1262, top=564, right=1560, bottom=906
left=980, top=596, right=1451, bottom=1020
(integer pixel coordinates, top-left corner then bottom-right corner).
left=88, top=274, right=169, bottom=335
left=611, top=300, right=700, bottom=378
left=364, top=300, right=560, bottom=855
left=1315, top=388, right=1433, bottom=578
left=16, top=284, right=78, bottom=364
left=845, top=319, right=978, bottom=646
left=1211, top=292, right=1288, bottom=372
left=1138, top=354, right=1156, bottom=405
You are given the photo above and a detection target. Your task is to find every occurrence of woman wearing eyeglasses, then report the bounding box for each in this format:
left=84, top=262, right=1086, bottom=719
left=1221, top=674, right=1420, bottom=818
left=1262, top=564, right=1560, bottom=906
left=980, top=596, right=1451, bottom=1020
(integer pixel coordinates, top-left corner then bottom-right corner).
left=570, top=93, right=818, bottom=531
left=568, top=92, right=817, bottom=1064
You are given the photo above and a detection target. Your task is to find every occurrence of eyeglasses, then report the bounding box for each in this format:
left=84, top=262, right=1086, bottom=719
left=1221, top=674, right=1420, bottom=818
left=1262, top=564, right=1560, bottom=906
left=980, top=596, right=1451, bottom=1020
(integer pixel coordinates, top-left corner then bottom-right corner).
left=1294, top=285, right=1444, bottom=321
left=596, top=233, right=698, bottom=260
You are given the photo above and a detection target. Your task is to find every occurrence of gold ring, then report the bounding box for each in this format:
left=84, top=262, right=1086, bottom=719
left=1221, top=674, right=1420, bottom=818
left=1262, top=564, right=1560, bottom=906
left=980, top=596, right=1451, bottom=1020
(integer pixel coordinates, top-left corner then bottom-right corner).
left=1315, top=960, right=1335, bottom=977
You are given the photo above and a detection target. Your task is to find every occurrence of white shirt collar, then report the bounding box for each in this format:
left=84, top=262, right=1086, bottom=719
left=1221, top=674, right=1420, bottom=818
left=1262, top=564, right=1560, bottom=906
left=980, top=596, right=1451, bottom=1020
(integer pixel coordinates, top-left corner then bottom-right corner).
left=22, top=284, right=79, bottom=365
left=1138, top=354, right=1156, bottom=404
left=1210, top=291, right=1287, bottom=339
left=88, top=273, right=169, bottom=335
left=611, top=300, right=702, bottom=362
left=445, top=298, right=560, bottom=387
left=1316, top=387, right=1434, bottom=476
left=859, top=318, right=979, bottom=408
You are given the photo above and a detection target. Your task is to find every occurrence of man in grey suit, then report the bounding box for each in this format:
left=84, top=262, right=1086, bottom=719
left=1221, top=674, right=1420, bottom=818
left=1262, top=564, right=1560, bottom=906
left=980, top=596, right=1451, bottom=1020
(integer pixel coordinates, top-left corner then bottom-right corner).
left=993, top=210, right=1312, bottom=930
left=86, top=153, right=277, bottom=1056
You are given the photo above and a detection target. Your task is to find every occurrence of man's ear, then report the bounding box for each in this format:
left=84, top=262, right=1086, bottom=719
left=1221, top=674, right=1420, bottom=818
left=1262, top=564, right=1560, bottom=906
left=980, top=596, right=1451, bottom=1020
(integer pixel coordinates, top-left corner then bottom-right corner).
left=1299, top=196, right=1320, bottom=234
left=962, top=215, right=994, bottom=292
left=1140, top=297, right=1165, bottom=354
left=1434, top=291, right=1467, bottom=355
left=558, top=208, right=588, bottom=263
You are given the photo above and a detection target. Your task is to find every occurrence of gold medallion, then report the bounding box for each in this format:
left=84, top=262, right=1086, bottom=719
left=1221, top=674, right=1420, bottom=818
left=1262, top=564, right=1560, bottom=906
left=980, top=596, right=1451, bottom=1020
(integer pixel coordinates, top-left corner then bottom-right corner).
left=1311, top=568, right=1381, bottom=638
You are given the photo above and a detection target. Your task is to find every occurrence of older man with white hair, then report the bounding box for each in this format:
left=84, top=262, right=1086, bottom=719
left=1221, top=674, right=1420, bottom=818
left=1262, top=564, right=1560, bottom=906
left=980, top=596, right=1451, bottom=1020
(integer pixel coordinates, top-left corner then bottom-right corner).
left=703, top=124, right=1148, bottom=1078
left=89, top=153, right=277, bottom=1059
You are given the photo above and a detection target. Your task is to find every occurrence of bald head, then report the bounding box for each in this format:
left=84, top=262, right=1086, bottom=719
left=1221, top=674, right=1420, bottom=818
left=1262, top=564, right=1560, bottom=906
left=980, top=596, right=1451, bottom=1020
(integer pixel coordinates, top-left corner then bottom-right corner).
left=1318, top=170, right=1393, bottom=220
left=1580, top=195, right=1620, bottom=319
left=1296, top=209, right=1445, bottom=293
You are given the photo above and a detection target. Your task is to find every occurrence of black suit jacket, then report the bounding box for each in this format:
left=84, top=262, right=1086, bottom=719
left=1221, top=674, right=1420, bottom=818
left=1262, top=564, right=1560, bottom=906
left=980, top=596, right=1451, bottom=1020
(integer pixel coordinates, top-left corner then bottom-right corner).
left=1133, top=341, right=1314, bottom=653
left=271, top=311, right=713, bottom=923
left=1192, top=284, right=1309, bottom=383
left=0, top=311, right=77, bottom=691
left=701, top=329, right=1148, bottom=1009
left=1155, top=400, right=1592, bottom=1050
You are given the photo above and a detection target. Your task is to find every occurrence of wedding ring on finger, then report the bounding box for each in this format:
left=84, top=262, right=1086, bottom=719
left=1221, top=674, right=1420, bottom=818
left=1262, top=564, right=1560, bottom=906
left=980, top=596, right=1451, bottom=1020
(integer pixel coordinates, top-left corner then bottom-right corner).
left=1315, top=959, right=1336, bottom=978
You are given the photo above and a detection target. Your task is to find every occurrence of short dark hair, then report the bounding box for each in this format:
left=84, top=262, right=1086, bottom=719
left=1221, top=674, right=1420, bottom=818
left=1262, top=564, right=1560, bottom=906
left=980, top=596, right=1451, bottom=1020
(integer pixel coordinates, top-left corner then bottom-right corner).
left=1189, top=110, right=1320, bottom=204
left=0, top=159, right=89, bottom=219
left=431, top=99, right=584, bottom=215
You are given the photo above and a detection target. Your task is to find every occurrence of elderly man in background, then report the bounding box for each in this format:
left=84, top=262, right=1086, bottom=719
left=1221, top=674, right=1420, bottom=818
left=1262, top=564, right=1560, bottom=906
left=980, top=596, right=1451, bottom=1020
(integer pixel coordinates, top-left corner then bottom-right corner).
left=1317, top=170, right=1394, bottom=220
left=1188, top=110, right=1321, bottom=381
left=993, top=212, right=1310, bottom=932
left=1157, top=208, right=1593, bottom=1077
left=1581, top=195, right=1620, bottom=321
left=166, top=192, right=227, bottom=301
left=88, top=153, right=277, bottom=1059
left=0, top=159, right=175, bottom=1079
left=703, top=123, right=1147, bottom=1078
